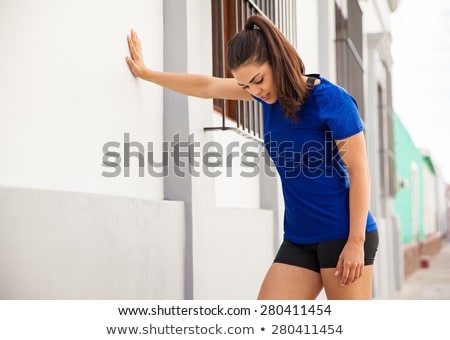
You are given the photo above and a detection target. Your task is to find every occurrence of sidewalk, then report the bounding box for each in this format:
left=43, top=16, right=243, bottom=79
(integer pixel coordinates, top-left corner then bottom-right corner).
left=393, top=240, right=450, bottom=299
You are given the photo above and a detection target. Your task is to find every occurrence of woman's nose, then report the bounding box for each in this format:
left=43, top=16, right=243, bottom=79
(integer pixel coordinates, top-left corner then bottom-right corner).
left=249, top=85, right=262, bottom=97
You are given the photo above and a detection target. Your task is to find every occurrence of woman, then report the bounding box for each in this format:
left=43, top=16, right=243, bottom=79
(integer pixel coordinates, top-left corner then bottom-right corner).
left=126, top=14, right=378, bottom=300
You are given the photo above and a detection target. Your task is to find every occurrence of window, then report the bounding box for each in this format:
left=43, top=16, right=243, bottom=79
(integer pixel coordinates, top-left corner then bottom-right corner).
left=378, top=71, right=397, bottom=209
left=335, top=0, right=365, bottom=121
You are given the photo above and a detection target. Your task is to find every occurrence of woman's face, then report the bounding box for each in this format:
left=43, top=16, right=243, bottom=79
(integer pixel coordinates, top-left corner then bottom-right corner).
left=232, top=62, right=277, bottom=104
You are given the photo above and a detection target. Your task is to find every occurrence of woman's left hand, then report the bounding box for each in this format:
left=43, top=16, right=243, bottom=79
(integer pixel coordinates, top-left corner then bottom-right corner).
left=335, top=240, right=364, bottom=286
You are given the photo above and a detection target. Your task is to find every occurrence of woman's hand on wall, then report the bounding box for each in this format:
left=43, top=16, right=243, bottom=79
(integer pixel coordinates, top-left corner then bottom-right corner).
left=126, top=29, right=148, bottom=78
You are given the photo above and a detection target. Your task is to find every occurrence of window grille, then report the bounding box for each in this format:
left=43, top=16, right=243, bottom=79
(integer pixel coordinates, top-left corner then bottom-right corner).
left=335, top=0, right=365, bottom=121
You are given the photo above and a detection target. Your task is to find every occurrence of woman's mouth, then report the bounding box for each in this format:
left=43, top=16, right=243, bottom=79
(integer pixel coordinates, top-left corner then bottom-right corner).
left=260, top=93, right=270, bottom=101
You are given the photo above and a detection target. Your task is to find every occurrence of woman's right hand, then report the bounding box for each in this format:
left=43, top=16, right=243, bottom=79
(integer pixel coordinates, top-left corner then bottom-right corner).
left=124, top=29, right=252, bottom=101
left=126, top=29, right=148, bottom=78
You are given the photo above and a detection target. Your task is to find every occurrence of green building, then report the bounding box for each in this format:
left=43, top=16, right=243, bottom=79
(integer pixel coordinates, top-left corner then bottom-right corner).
left=393, top=113, right=442, bottom=278
left=393, top=114, right=424, bottom=244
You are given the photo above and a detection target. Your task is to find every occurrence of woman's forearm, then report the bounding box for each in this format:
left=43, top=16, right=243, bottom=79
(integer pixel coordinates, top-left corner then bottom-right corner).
left=140, top=69, right=215, bottom=98
left=347, top=171, right=371, bottom=244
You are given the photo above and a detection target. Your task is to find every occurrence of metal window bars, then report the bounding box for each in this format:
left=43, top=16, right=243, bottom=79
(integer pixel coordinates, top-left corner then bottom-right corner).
left=335, top=0, right=365, bottom=121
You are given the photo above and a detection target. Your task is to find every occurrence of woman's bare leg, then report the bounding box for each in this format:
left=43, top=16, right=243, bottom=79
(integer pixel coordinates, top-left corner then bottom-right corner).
left=258, top=263, right=323, bottom=300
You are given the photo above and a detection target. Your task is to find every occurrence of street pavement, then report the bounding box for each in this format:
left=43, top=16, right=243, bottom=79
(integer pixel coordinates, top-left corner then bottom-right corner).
left=393, top=240, right=450, bottom=299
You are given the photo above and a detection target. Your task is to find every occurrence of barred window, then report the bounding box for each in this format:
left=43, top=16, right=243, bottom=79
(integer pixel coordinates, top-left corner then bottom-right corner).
left=335, top=0, right=365, bottom=121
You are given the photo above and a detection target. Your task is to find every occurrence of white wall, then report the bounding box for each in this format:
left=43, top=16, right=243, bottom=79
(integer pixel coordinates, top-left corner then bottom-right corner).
left=212, top=126, right=262, bottom=209
left=362, top=0, right=392, bottom=33
left=0, top=0, right=164, bottom=200
left=0, top=0, right=191, bottom=300
left=422, top=161, right=437, bottom=236
left=196, top=207, right=275, bottom=299
left=435, top=167, right=449, bottom=235
left=296, top=0, right=320, bottom=73
left=298, top=0, right=339, bottom=78
left=0, top=187, right=185, bottom=299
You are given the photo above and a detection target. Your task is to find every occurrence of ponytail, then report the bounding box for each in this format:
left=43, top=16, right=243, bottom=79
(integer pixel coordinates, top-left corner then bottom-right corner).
left=227, top=15, right=311, bottom=122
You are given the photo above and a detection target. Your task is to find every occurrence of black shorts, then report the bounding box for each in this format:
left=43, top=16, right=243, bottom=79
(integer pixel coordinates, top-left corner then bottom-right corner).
left=273, top=229, right=379, bottom=273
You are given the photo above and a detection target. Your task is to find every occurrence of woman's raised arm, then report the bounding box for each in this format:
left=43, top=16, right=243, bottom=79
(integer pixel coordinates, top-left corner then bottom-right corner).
left=125, top=29, right=252, bottom=101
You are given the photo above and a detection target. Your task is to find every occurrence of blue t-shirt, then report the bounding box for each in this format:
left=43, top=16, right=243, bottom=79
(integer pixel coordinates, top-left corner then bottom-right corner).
left=255, top=75, right=377, bottom=244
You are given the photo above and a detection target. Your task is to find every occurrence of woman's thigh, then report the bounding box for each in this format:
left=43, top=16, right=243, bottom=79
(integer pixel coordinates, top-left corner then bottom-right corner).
left=257, top=263, right=323, bottom=300
left=321, top=265, right=374, bottom=299
left=318, top=230, right=378, bottom=299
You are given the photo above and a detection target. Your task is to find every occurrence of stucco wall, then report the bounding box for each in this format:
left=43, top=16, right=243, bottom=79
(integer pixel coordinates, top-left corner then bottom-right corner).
left=0, top=0, right=191, bottom=299
left=0, top=187, right=185, bottom=299
left=0, top=0, right=165, bottom=200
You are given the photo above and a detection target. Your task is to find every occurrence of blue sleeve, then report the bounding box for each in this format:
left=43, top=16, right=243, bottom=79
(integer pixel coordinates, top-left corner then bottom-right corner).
left=321, top=85, right=364, bottom=140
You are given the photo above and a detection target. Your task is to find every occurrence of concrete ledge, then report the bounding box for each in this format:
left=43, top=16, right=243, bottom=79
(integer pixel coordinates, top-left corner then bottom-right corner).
left=0, top=186, right=185, bottom=299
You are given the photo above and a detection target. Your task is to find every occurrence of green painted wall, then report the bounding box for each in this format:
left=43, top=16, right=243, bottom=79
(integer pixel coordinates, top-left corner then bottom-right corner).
left=393, top=114, right=424, bottom=244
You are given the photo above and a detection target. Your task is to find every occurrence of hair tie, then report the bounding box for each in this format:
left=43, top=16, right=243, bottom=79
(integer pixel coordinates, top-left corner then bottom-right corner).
left=244, top=22, right=257, bottom=31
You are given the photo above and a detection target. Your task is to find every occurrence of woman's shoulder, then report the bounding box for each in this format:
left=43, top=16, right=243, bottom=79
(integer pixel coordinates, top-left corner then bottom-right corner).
left=311, top=76, right=355, bottom=106
left=311, top=76, right=342, bottom=95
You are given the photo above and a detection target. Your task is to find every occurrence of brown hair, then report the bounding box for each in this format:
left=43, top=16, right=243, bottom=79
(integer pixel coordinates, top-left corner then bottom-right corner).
left=227, top=15, right=311, bottom=122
